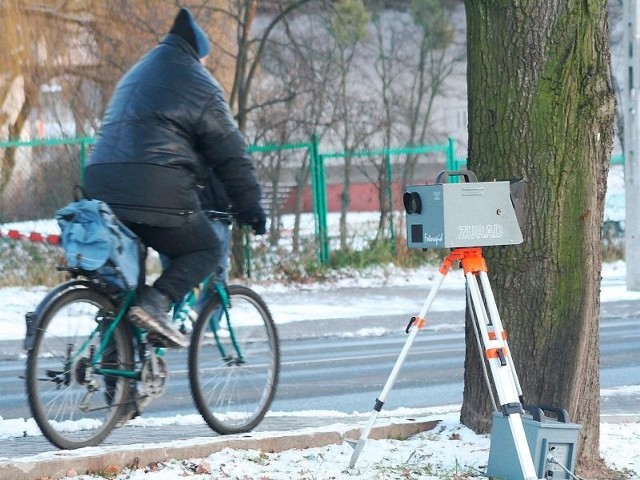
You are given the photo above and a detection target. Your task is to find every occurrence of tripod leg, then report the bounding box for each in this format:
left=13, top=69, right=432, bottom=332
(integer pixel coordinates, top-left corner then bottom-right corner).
left=466, top=285, right=498, bottom=411
left=347, top=324, right=421, bottom=468
left=347, top=268, right=448, bottom=469
left=466, top=272, right=538, bottom=480
left=478, top=271, right=525, bottom=401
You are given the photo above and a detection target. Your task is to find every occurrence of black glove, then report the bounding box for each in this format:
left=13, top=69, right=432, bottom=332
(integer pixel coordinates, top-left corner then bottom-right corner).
left=237, top=204, right=267, bottom=235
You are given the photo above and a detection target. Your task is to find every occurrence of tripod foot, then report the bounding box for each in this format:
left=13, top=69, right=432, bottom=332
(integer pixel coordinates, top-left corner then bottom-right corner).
left=347, top=438, right=367, bottom=468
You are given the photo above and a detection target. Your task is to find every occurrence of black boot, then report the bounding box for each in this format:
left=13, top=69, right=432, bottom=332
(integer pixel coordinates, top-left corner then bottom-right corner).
left=129, top=286, right=188, bottom=348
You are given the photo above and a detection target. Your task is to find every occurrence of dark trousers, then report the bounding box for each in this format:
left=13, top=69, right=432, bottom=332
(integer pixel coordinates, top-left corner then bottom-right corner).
left=127, top=212, right=220, bottom=302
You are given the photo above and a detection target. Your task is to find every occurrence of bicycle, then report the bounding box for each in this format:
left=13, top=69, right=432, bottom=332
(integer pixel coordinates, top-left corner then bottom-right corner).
left=23, top=213, right=280, bottom=450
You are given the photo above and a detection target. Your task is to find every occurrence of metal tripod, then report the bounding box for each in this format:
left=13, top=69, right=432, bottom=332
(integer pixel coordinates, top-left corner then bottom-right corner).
left=347, top=247, right=539, bottom=480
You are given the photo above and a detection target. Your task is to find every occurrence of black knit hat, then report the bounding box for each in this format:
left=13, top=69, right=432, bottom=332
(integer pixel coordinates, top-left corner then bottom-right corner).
left=169, top=8, right=210, bottom=58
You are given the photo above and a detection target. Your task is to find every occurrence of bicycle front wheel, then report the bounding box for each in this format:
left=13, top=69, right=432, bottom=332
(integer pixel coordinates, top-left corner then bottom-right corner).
left=25, top=286, right=134, bottom=449
left=188, top=285, right=280, bottom=434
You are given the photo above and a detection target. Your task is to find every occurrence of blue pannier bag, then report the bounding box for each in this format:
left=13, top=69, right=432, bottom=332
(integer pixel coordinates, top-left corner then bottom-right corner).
left=56, top=195, right=140, bottom=291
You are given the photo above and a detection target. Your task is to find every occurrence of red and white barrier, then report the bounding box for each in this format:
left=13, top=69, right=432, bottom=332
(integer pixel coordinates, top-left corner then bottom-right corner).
left=0, top=229, right=60, bottom=245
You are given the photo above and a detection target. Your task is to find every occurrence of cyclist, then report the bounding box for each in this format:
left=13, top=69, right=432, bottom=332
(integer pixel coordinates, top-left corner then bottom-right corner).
left=84, top=7, right=266, bottom=348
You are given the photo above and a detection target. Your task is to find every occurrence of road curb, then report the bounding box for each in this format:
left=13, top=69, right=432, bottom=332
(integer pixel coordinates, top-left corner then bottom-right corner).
left=0, top=418, right=441, bottom=480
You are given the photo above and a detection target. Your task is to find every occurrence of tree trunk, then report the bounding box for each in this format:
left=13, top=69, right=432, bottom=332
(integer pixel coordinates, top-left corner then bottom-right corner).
left=462, top=0, right=615, bottom=469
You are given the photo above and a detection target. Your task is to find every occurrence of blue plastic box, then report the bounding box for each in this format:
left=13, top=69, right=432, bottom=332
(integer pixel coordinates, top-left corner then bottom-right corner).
left=487, top=405, right=581, bottom=480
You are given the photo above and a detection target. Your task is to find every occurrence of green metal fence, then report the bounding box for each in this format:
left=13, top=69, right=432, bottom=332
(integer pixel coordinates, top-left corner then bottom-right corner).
left=0, top=137, right=89, bottom=228
left=315, top=138, right=458, bottom=262
left=0, top=135, right=458, bottom=267
left=0, top=136, right=94, bottom=180
left=252, top=135, right=458, bottom=264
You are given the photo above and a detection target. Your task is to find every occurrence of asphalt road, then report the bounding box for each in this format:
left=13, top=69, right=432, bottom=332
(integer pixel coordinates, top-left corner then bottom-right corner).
left=1, top=290, right=638, bottom=421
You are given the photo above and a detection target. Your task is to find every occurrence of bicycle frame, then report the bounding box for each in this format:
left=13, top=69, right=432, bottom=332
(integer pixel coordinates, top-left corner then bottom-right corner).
left=91, top=289, right=138, bottom=379
left=172, top=276, right=243, bottom=358
left=24, top=269, right=247, bottom=386
left=89, top=277, right=245, bottom=382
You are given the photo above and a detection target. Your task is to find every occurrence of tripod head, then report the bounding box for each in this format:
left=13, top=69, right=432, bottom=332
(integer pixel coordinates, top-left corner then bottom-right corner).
left=403, top=170, right=524, bottom=249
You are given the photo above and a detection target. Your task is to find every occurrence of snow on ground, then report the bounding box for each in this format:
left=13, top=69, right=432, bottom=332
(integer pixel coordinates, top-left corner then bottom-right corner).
left=8, top=410, right=638, bottom=480
left=0, top=260, right=638, bottom=479
left=0, top=165, right=637, bottom=478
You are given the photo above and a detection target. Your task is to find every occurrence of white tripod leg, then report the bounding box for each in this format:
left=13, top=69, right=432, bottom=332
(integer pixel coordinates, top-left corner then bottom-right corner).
left=347, top=269, right=447, bottom=469
left=478, top=271, right=526, bottom=400
left=466, top=272, right=538, bottom=480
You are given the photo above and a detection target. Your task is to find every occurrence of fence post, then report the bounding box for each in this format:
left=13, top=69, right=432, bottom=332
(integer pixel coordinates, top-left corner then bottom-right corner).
left=79, top=137, right=87, bottom=184
left=310, top=134, right=320, bottom=257
left=318, top=151, right=329, bottom=264
left=384, top=150, right=396, bottom=255
left=445, top=137, right=458, bottom=183
left=310, top=134, right=329, bottom=264
left=446, top=137, right=455, bottom=168
left=445, top=137, right=457, bottom=183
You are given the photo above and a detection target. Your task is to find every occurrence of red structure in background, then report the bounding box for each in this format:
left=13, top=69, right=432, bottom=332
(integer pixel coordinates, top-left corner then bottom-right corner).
left=1, top=229, right=60, bottom=244
left=279, top=182, right=408, bottom=213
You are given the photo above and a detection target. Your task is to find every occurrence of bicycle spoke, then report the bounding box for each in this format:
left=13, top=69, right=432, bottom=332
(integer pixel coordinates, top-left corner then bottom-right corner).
left=25, top=284, right=134, bottom=449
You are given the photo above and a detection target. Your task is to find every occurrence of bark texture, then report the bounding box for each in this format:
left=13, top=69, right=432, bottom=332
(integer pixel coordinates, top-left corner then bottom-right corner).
left=461, top=0, right=615, bottom=468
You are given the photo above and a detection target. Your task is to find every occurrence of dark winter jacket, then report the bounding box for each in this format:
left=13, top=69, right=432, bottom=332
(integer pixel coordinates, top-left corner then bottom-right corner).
left=83, top=34, right=261, bottom=228
left=200, top=168, right=231, bottom=213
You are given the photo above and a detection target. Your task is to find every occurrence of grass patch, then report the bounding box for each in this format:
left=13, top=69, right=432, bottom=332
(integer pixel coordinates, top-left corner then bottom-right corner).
left=0, top=239, right=66, bottom=287
left=242, top=237, right=447, bottom=284
left=367, top=454, right=484, bottom=479
left=329, top=239, right=446, bottom=271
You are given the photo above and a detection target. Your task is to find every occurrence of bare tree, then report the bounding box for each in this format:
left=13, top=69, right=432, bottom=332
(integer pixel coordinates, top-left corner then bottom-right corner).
left=201, top=0, right=323, bottom=275
left=341, top=0, right=460, bottom=243
left=368, top=7, right=407, bottom=240
left=256, top=7, right=340, bottom=255
left=0, top=1, right=109, bottom=220
left=324, top=0, right=372, bottom=250
left=0, top=1, right=76, bottom=192
left=399, top=0, right=461, bottom=185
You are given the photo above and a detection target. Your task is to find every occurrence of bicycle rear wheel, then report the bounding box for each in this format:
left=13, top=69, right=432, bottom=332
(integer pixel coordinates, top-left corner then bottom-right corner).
left=188, top=285, right=280, bottom=434
left=25, top=286, right=134, bottom=449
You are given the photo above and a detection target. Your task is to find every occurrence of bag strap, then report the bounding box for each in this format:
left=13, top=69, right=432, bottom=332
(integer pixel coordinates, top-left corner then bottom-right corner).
left=73, top=185, right=91, bottom=202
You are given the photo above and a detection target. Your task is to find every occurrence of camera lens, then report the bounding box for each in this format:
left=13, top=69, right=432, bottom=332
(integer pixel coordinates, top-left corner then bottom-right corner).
left=403, top=192, right=422, bottom=214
